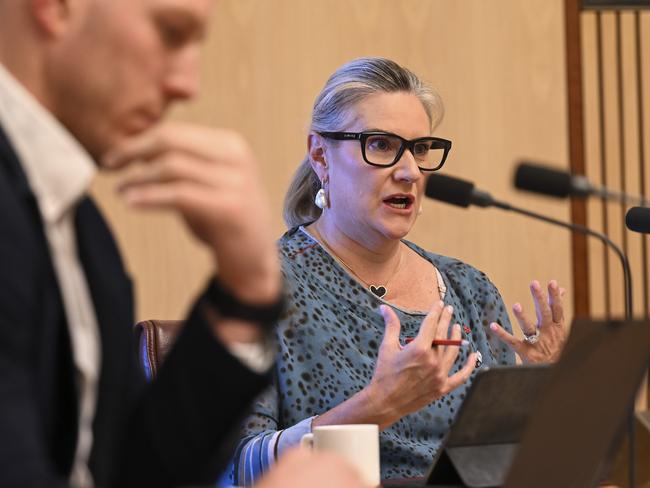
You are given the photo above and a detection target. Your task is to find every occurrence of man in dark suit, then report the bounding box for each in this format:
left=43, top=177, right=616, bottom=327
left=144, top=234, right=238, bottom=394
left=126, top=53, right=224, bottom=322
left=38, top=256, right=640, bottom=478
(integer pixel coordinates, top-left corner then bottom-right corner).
left=0, top=1, right=365, bottom=487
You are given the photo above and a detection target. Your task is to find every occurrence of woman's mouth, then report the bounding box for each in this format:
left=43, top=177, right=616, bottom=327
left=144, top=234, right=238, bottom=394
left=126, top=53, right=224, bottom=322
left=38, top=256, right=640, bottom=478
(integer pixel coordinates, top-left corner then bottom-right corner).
left=383, top=195, right=415, bottom=210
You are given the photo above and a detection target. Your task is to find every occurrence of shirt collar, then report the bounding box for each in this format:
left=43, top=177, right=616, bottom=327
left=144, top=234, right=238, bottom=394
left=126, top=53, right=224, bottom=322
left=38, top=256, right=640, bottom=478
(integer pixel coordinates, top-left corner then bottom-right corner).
left=0, top=63, right=96, bottom=224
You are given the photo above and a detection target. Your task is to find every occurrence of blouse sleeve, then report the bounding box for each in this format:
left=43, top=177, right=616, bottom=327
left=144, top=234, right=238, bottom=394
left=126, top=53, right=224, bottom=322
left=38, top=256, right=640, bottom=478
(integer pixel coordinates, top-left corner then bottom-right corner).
left=479, top=270, right=516, bottom=366
left=223, top=381, right=316, bottom=486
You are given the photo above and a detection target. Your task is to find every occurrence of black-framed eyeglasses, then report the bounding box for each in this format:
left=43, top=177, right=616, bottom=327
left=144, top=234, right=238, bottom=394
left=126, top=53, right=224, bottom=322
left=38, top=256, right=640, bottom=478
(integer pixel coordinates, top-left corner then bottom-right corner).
left=317, top=131, right=452, bottom=171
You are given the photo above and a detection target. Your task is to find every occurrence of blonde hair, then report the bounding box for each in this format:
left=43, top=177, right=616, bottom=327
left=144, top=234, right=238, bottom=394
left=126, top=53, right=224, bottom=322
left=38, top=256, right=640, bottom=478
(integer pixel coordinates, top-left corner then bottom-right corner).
left=283, top=57, right=444, bottom=228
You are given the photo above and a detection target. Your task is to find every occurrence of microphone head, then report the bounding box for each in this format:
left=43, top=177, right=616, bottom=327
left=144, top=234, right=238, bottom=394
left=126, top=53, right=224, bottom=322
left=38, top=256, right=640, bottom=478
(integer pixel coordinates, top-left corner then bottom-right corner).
left=425, top=173, right=475, bottom=208
left=626, top=206, right=650, bottom=234
left=514, top=162, right=573, bottom=198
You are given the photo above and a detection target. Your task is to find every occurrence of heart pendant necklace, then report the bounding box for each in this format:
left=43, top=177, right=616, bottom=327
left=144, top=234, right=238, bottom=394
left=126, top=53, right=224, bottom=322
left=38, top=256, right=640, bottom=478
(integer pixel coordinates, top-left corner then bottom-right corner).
left=308, top=225, right=402, bottom=299
left=369, top=285, right=388, bottom=298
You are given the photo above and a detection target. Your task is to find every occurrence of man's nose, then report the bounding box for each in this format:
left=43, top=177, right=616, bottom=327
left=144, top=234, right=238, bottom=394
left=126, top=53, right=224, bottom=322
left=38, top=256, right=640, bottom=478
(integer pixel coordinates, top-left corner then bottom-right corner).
left=162, top=48, right=201, bottom=101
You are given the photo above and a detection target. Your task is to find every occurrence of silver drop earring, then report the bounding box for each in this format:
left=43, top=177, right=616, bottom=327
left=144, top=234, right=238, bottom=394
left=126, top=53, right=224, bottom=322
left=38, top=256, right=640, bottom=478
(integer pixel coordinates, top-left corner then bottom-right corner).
left=417, top=205, right=423, bottom=216
left=314, top=188, right=329, bottom=209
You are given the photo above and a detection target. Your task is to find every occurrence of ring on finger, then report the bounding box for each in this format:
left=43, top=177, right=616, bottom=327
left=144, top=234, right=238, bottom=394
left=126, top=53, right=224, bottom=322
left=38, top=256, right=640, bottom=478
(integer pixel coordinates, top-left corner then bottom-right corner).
left=523, top=329, right=540, bottom=345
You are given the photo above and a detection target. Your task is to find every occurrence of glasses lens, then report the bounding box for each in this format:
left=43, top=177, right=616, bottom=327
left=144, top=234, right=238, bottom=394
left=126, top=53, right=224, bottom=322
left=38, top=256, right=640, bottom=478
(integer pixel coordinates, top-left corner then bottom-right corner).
left=413, top=140, right=446, bottom=170
left=364, top=134, right=402, bottom=166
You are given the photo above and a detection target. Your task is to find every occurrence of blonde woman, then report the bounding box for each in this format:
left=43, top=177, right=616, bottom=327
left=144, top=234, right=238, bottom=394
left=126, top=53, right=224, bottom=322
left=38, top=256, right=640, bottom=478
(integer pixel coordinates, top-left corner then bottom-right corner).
left=228, top=57, right=567, bottom=485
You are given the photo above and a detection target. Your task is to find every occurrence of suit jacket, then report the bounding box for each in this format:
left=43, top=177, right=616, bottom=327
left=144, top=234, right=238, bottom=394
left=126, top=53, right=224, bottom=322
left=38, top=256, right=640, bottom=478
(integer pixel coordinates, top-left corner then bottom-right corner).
left=0, top=124, right=270, bottom=488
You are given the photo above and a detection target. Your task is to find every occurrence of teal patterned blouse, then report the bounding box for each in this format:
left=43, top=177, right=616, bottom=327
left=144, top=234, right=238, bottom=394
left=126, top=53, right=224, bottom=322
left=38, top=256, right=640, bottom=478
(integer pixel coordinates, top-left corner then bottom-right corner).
left=227, top=227, right=515, bottom=485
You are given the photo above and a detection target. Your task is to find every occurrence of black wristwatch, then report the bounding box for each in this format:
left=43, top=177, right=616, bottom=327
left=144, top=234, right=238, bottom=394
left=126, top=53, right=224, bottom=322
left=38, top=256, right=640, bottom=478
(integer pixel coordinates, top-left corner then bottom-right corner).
left=203, top=277, right=285, bottom=327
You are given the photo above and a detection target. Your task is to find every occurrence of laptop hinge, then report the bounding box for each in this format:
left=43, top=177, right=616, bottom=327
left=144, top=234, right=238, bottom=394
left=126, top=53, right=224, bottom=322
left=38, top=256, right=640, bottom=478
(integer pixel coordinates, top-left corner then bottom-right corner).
left=428, top=443, right=517, bottom=487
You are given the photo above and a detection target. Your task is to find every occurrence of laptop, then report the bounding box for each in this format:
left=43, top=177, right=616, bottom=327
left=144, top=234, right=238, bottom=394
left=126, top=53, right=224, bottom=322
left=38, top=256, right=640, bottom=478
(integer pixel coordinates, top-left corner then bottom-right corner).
left=383, top=319, right=650, bottom=488
left=382, top=365, right=551, bottom=488
left=503, top=318, right=650, bottom=488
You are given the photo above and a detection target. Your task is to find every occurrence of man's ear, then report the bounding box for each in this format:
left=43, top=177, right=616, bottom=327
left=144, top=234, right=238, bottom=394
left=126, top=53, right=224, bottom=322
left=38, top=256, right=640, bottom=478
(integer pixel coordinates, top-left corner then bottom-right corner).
left=307, top=132, right=329, bottom=182
left=29, top=0, right=71, bottom=38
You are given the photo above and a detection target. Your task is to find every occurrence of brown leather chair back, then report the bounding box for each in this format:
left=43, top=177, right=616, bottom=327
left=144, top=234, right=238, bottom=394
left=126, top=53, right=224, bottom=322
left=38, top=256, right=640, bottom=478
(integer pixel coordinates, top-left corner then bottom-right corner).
left=134, top=320, right=184, bottom=381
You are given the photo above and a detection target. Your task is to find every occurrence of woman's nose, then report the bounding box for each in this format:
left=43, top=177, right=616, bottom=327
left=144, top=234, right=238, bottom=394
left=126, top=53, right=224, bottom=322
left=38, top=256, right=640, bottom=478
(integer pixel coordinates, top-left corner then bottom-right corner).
left=393, top=149, right=422, bottom=182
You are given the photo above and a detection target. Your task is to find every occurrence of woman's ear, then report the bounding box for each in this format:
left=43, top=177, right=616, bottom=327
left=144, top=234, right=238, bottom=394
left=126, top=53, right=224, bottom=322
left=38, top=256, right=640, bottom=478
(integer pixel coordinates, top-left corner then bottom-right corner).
left=307, top=132, right=328, bottom=181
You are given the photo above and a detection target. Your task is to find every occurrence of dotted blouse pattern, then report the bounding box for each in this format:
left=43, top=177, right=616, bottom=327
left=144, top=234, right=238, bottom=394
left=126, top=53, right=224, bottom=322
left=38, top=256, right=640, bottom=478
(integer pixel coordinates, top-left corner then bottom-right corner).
left=230, top=227, right=515, bottom=483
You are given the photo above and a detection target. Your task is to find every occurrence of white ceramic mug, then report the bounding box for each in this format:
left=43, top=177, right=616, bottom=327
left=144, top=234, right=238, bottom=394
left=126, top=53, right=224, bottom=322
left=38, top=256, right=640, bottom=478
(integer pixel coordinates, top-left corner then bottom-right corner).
left=301, top=424, right=380, bottom=486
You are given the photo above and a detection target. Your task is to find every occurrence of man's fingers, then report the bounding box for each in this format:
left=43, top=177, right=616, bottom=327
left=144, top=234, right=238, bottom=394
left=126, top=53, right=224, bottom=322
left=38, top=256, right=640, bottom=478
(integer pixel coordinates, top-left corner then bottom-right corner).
left=117, top=153, right=237, bottom=191
left=119, top=181, right=207, bottom=210
left=103, top=128, right=170, bottom=169
left=104, top=123, right=211, bottom=168
left=103, top=123, right=252, bottom=170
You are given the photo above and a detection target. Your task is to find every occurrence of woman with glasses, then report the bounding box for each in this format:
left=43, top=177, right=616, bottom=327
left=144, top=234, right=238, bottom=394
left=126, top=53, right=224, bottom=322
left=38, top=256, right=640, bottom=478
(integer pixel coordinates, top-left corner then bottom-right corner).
left=227, top=57, right=567, bottom=485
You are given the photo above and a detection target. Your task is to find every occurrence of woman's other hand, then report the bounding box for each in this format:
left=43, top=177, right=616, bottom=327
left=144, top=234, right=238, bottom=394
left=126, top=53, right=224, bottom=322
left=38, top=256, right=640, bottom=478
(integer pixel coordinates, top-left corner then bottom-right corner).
left=489, top=280, right=568, bottom=364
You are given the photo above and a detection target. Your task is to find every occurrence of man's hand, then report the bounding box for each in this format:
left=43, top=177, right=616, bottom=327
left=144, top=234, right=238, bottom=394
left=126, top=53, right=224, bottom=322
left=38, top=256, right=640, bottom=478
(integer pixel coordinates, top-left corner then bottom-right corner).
left=255, top=448, right=369, bottom=488
left=103, top=122, right=281, bottom=307
left=103, top=122, right=282, bottom=345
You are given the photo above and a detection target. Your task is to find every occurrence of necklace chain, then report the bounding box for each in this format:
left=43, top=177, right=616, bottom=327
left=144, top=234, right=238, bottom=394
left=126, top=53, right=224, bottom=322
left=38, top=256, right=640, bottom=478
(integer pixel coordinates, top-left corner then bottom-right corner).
left=309, top=225, right=403, bottom=299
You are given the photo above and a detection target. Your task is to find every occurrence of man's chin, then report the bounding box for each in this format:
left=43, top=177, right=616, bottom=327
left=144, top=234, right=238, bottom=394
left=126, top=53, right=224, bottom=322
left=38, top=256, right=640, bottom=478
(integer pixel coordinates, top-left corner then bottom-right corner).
left=84, top=132, right=128, bottom=168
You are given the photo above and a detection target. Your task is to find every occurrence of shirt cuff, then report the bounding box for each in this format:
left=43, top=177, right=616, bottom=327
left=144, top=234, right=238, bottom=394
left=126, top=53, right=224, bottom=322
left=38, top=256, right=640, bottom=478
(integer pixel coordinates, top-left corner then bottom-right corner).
left=273, top=416, right=316, bottom=460
left=227, top=339, right=275, bottom=374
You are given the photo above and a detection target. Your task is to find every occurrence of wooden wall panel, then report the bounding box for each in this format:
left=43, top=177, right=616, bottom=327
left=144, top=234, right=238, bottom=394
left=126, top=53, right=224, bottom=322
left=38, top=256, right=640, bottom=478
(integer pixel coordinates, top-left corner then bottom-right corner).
left=581, top=10, right=650, bottom=320
left=91, top=0, right=572, bottom=329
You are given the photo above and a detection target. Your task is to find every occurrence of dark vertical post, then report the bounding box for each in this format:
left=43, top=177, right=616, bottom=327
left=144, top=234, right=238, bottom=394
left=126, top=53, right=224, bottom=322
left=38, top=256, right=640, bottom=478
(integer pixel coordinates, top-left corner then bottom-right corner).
left=615, top=13, right=629, bottom=309
left=634, top=11, right=649, bottom=319
left=565, top=0, right=591, bottom=317
left=596, top=11, right=612, bottom=317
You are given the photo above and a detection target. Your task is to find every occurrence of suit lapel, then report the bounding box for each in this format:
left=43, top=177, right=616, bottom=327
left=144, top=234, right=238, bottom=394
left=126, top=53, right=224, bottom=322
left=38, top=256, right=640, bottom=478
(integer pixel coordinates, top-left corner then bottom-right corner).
left=0, top=123, right=79, bottom=475
left=0, top=121, right=36, bottom=201
left=74, top=197, right=141, bottom=485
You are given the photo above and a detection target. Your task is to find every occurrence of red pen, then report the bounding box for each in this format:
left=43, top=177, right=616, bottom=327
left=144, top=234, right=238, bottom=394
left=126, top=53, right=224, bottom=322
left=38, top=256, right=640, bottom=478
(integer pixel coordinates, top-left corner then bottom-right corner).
left=404, top=338, right=469, bottom=347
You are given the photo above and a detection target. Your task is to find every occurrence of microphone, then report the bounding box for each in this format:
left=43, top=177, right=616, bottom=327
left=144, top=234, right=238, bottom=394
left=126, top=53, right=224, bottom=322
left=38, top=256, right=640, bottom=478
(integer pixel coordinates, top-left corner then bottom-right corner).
left=514, top=162, right=649, bottom=206
left=424, top=172, right=497, bottom=208
left=425, top=173, right=633, bottom=318
left=626, top=206, right=650, bottom=234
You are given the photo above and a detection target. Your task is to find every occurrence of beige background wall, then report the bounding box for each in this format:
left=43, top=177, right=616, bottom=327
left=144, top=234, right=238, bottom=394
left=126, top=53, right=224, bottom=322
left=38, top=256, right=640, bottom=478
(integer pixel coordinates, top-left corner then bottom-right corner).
left=91, top=0, right=573, bottom=331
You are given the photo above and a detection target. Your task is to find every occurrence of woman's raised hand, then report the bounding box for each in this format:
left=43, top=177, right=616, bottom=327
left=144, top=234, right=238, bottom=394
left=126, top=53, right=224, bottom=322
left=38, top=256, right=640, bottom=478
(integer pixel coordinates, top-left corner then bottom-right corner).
left=489, top=280, right=568, bottom=364
left=365, top=302, right=476, bottom=428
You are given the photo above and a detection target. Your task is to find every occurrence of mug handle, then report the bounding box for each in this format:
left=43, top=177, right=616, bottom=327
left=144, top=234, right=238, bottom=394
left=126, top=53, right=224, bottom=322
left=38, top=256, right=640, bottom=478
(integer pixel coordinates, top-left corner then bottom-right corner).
left=300, top=432, right=314, bottom=449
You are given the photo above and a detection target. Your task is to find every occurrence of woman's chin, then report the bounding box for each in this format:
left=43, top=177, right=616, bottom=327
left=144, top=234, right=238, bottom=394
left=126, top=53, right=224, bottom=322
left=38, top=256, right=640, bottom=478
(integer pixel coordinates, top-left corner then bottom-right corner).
left=379, top=223, right=413, bottom=242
